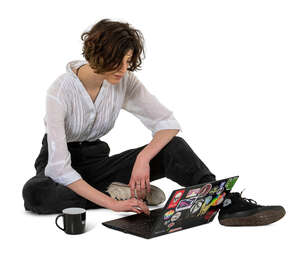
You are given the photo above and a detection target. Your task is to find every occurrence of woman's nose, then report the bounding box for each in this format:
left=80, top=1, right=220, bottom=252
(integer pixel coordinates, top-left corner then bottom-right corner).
left=118, top=63, right=128, bottom=73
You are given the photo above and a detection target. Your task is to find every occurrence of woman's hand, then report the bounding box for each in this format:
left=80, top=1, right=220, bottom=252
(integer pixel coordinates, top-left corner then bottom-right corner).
left=111, top=198, right=150, bottom=215
left=129, top=158, right=151, bottom=200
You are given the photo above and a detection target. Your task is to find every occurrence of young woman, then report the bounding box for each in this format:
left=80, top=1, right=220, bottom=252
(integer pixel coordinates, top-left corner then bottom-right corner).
left=22, top=18, right=285, bottom=226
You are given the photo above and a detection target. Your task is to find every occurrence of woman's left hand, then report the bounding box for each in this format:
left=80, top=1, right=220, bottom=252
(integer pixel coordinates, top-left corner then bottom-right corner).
left=129, top=158, right=151, bottom=200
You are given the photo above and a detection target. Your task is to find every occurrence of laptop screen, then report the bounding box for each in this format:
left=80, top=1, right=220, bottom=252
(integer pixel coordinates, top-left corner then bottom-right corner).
left=152, top=176, right=239, bottom=236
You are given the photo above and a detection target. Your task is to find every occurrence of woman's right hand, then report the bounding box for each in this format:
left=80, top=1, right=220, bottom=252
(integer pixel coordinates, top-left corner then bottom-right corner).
left=111, top=197, right=150, bottom=215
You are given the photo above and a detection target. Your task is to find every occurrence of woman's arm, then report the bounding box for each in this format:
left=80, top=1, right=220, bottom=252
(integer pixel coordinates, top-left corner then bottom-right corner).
left=67, top=179, right=150, bottom=215
left=67, top=179, right=115, bottom=209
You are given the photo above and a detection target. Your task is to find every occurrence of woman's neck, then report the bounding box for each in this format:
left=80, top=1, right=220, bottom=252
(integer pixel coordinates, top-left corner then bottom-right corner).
left=77, top=64, right=104, bottom=91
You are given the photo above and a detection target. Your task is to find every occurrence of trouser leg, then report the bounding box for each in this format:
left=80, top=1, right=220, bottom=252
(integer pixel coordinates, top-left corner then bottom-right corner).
left=95, top=136, right=216, bottom=188
left=83, top=136, right=216, bottom=209
left=22, top=174, right=87, bottom=214
left=22, top=134, right=89, bottom=214
left=49, top=135, right=215, bottom=210
left=150, top=136, right=216, bottom=185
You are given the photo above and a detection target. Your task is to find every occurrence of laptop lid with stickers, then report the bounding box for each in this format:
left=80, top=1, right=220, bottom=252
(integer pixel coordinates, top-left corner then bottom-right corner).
left=151, top=176, right=239, bottom=237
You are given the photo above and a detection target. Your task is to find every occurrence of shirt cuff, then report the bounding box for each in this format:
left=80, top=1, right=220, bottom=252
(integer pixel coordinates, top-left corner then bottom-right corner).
left=152, top=117, right=183, bottom=137
left=47, top=170, right=82, bottom=186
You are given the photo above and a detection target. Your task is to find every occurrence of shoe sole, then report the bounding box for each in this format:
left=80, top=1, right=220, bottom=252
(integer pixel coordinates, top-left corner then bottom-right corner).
left=106, top=182, right=166, bottom=206
left=219, top=207, right=286, bottom=226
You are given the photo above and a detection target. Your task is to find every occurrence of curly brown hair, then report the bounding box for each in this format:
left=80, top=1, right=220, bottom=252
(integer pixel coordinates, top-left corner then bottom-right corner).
left=80, top=18, right=146, bottom=74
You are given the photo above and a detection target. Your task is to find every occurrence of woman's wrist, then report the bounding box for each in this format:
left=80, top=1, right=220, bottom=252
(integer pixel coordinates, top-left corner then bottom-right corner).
left=105, top=196, right=117, bottom=210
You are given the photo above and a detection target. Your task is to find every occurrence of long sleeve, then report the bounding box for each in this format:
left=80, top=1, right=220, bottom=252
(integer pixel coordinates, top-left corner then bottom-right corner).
left=122, top=71, right=182, bottom=137
left=44, top=85, right=82, bottom=186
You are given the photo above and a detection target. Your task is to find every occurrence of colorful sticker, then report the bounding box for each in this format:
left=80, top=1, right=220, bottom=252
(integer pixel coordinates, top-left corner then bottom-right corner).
left=168, top=222, right=175, bottom=229
left=225, top=177, right=238, bottom=190
left=204, top=210, right=218, bottom=221
left=176, top=197, right=198, bottom=211
left=190, top=199, right=204, bottom=214
left=219, top=181, right=226, bottom=189
left=223, top=198, right=232, bottom=207
left=186, top=188, right=201, bottom=198
left=211, top=192, right=226, bottom=206
left=197, top=195, right=214, bottom=216
left=171, top=212, right=182, bottom=222
left=164, top=209, right=175, bottom=220
left=216, top=186, right=224, bottom=195
left=164, top=220, right=171, bottom=226
left=198, top=204, right=211, bottom=216
left=204, top=195, right=213, bottom=205
left=198, top=183, right=212, bottom=198
left=168, top=227, right=182, bottom=233
left=167, top=190, right=185, bottom=209
left=210, top=195, right=218, bottom=206
left=208, top=186, right=219, bottom=195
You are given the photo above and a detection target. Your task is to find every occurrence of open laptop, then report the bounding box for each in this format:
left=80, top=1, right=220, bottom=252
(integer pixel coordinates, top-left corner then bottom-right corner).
left=102, top=176, right=239, bottom=239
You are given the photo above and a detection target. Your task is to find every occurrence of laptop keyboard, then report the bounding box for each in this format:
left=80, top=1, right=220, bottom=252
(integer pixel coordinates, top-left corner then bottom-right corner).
left=111, top=207, right=164, bottom=235
left=131, top=207, right=163, bottom=225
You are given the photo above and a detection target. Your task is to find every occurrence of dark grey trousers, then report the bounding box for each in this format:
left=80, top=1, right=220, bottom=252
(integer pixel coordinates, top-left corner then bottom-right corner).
left=22, top=134, right=216, bottom=214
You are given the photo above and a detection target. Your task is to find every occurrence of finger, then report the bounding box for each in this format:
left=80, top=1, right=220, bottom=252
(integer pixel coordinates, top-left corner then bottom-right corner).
left=137, top=199, right=150, bottom=215
left=132, top=208, right=140, bottom=214
left=130, top=199, right=142, bottom=214
left=141, top=180, right=146, bottom=199
left=129, top=181, right=136, bottom=199
left=146, top=178, right=151, bottom=194
left=131, top=207, right=142, bottom=214
left=136, top=182, right=141, bottom=200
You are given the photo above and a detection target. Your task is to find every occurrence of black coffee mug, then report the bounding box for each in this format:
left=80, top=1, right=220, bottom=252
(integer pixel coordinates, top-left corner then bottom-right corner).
left=55, top=208, right=86, bottom=235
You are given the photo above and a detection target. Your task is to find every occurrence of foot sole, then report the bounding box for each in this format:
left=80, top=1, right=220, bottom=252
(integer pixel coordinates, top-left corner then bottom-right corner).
left=219, top=207, right=286, bottom=226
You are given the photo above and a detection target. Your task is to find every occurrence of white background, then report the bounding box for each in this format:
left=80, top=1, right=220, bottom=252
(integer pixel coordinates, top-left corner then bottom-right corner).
left=1, top=0, right=298, bottom=255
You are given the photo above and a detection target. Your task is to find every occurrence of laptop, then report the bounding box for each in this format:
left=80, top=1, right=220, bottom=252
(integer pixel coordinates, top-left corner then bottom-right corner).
left=102, top=176, right=239, bottom=239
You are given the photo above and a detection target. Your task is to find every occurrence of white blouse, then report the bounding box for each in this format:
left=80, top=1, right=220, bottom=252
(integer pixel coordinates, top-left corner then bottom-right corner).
left=44, top=60, right=182, bottom=186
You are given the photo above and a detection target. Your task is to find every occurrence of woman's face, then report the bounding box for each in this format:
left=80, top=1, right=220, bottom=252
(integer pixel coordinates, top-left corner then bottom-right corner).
left=104, top=49, right=133, bottom=84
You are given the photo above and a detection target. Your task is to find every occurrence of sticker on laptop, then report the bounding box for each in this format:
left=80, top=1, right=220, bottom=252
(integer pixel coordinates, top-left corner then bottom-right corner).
left=176, top=197, right=198, bottom=211
left=204, top=210, right=218, bottom=221
left=197, top=183, right=212, bottom=198
left=205, top=195, right=213, bottom=204
left=164, top=220, right=171, bottom=226
left=225, top=177, right=238, bottom=190
left=223, top=198, right=232, bottom=207
left=167, top=189, right=185, bottom=209
left=219, top=181, right=226, bottom=189
left=168, top=227, right=182, bottom=233
left=171, top=212, right=182, bottom=222
left=211, top=192, right=226, bottom=206
left=190, top=198, right=204, bottom=215
left=208, top=186, right=219, bottom=195
left=197, top=195, right=214, bottom=216
left=164, top=209, right=175, bottom=220
left=216, top=185, right=225, bottom=195
left=185, top=188, right=201, bottom=198
left=167, top=222, right=175, bottom=229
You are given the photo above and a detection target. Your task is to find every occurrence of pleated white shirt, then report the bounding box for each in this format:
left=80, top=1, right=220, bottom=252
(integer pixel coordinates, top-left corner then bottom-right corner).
left=44, top=60, right=182, bottom=186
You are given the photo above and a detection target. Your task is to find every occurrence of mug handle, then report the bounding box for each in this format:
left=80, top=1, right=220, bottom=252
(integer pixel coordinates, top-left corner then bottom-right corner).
left=55, top=214, right=64, bottom=231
